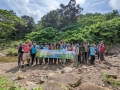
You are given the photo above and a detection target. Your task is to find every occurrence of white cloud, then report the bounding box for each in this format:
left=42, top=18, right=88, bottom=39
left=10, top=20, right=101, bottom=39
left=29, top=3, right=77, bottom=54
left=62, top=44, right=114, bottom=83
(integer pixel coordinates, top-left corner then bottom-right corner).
left=109, top=0, right=120, bottom=10
left=1, top=0, right=118, bottom=23
left=5, top=0, right=85, bottom=23
left=76, top=0, right=85, bottom=4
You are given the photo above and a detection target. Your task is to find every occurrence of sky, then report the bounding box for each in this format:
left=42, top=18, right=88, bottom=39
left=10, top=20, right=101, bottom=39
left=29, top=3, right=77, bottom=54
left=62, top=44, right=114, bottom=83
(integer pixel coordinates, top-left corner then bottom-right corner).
left=0, top=0, right=120, bottom=23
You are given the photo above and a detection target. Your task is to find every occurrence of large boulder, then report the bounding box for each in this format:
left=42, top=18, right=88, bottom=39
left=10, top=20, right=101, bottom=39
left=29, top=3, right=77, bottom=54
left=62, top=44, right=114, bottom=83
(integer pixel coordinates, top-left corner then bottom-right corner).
left=42, top=80, right=62, bottom=90
left=49, top=73, right=81, bottom=87
left=79, top=82, right=110, bottom=90
left=107, top=45, right=120, bottom=55
left=62, top=67, right=73, bottom=73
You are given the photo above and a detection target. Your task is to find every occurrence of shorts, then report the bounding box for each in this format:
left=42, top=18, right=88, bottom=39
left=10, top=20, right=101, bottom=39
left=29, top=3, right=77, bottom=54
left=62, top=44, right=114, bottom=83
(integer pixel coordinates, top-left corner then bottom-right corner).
left=23, top=52, right=30, bottom=60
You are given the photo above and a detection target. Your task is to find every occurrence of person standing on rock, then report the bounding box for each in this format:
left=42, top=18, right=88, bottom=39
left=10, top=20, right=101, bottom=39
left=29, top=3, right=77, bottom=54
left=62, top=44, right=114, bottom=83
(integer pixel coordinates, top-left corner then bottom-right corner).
left=90, top=44, right=95, bottom=65
left=21, top=42, right=30, bottom=68
left=36, top=42, right=44, bottom=65
left=79, top=42, right=85, bottom=64
left=18, top=43, right=23, bottom=67
left=98, top=41, right=107, bottom=61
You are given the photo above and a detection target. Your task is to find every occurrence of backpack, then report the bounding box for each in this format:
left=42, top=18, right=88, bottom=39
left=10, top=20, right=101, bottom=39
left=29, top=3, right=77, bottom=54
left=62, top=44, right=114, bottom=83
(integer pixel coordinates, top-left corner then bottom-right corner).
left=99, top=43, right=106, bottom=52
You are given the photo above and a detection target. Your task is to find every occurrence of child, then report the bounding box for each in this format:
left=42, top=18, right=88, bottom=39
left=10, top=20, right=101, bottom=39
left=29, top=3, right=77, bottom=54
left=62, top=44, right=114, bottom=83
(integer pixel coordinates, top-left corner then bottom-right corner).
left=90, top=44, right=95, bottom=65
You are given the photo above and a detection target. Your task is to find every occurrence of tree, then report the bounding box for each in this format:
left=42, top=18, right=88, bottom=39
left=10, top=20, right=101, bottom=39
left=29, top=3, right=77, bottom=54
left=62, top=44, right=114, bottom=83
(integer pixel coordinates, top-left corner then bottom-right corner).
left=0, top=9, right=24, bottom=40
left=40, top=10, right=59, bottom=29
left=57, top=0, right=83, bottom=30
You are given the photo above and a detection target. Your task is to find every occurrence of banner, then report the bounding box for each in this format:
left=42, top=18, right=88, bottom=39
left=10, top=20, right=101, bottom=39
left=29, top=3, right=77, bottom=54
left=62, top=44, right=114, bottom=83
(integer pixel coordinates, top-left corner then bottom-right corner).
left=36, top=49, right=75, bottom=59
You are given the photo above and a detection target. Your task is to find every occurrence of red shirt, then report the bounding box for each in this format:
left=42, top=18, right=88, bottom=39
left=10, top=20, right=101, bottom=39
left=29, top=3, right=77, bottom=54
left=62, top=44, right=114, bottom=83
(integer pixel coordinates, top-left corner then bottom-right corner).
left=22, top=44, right=30, bottom=53
left=99, top=43, right=107, bottom=52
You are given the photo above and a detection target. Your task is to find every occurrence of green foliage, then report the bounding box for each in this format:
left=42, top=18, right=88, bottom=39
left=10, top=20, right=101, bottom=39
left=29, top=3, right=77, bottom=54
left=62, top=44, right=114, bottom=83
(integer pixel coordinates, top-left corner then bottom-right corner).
left=0, top=76, right=21, bottom=90
left=0, top=76, right=43, bottom=90
left=25, top=27, right=58, bottom=43
left=7, top=48, right=17, bottom=56
left=102, top=73, right=120, bottom=87
left=0, top=1, right=120, bottom=46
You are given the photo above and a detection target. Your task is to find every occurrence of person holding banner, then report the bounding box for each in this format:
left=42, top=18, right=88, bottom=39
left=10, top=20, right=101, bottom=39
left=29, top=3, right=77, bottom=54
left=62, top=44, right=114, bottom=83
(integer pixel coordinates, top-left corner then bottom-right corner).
left=61, top=42, right=67, bottom=65
left=49, top=43, right=54, bottom=65
left=55, top=44, right=61, bottom=64
left=44, top=43, right=49, bottom=64
left=66, top=44, right=72, bottom=63
left=36, top=42, right=44, bottom=65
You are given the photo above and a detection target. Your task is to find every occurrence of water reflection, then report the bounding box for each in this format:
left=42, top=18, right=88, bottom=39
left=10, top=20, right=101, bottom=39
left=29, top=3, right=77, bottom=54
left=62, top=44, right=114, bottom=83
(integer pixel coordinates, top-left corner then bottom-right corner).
left=0, top=56, right=17, bottom=62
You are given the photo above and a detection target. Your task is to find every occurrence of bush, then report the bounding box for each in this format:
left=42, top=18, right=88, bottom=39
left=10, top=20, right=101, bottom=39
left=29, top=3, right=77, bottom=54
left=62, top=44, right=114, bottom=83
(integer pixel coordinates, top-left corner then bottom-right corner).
left=7, top=48, right=18, bottom=56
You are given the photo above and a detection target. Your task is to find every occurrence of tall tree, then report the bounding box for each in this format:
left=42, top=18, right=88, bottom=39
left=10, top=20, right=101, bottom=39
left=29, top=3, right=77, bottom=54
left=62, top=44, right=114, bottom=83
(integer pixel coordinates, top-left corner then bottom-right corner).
left=58, top=0, right=83, bottom=30
left=40, top=10, right=59, bottom=29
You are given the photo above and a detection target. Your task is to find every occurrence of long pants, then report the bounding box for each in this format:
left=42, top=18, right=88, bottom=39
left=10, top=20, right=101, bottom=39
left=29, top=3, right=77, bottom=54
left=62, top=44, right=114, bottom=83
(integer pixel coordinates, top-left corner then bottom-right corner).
left=97, top=51, right=99, bottom=59
left=18, top=53, right=23, bottom=67
left=58, top=58, right=60, bottom=63
left=87, top=52, right=90, bottom=59
left=54, top=58, right=57, bottom=64
left=49, top=58, right=53, bottom=64
left=90, top=55, right=95, bottom=65
left=85, top=52, right=87, bottom=61
left=78, top=53, right=85, bottom=63
left=45, top=58, right=48, bottom=63
left=99, top=52, right=104, bottom=60
left=31, top=54, right=35, bottom=65
left=74, top=55, right=78, bottom=63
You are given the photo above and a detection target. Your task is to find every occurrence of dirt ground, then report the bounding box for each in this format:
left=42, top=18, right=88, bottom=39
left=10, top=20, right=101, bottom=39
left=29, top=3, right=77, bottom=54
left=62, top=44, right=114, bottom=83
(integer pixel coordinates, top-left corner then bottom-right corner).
left=0, top=55, right=120, bottom=90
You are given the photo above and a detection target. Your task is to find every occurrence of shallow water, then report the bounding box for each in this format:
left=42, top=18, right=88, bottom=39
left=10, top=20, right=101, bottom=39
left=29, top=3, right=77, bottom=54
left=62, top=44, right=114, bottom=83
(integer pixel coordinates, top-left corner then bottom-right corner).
left=0, top=56, right=17, bottom=62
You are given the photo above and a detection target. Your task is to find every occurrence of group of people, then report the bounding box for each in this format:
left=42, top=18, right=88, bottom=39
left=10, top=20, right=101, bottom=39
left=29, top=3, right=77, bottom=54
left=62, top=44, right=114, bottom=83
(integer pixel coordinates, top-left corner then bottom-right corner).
left=18, top=40, right=107, bottom=68
left=75, top=41, right=107, bottom=65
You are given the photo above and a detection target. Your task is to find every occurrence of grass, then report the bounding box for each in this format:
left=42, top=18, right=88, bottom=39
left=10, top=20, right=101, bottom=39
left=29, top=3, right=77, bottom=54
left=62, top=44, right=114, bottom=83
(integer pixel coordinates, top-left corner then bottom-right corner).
left=102, top=73, right=120, bottom=87
left=0, top=76, right=21, bottom=90
left=0, top=76, right=43, bottom=90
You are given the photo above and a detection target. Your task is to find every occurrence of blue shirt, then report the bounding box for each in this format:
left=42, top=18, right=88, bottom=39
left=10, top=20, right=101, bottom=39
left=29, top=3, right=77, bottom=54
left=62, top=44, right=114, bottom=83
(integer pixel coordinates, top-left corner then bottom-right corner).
left=90, top=46, right=95, bottom=55
left=31, top=46, right=37, bottom=54
left=61, top=45, right=66, bottom=49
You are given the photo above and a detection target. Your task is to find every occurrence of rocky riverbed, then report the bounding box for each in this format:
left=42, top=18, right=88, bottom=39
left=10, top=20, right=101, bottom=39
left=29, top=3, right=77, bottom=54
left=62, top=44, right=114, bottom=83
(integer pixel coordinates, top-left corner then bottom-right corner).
left=0, top=55, right=120, bottom=90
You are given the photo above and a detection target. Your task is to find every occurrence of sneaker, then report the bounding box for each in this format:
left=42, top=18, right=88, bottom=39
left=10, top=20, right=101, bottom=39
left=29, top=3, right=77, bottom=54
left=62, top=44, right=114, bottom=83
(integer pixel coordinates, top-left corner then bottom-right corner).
left=21, top=65, right=24, bottom=68
left=26, top=64, right=30, bottom=66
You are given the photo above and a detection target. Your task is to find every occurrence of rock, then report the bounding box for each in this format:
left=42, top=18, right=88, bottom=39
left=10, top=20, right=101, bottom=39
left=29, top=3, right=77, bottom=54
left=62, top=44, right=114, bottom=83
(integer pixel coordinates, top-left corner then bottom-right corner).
left=62, top=67, right=73, bottom=73
left=117, top=54, right=120, bottom=57
left=40, top=75, right=48, bottom=84
left=100, top=64, right=107, bottom=69
left=26, top=81, right=35, bottom=86
left=48, top=73, right=56, bottom=77
left=112, top=54, right=117, bottom=57
left=49, top=73, right=81, bottom=87
left=79, top=82, right=110, bottom=90
left=18, top=74, right=24, bottom=80
left=82, top=65, right=88, bottom=69
left=108, top=56, right=112, bottom=58
left=42, top=80, right=62, bottom=90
